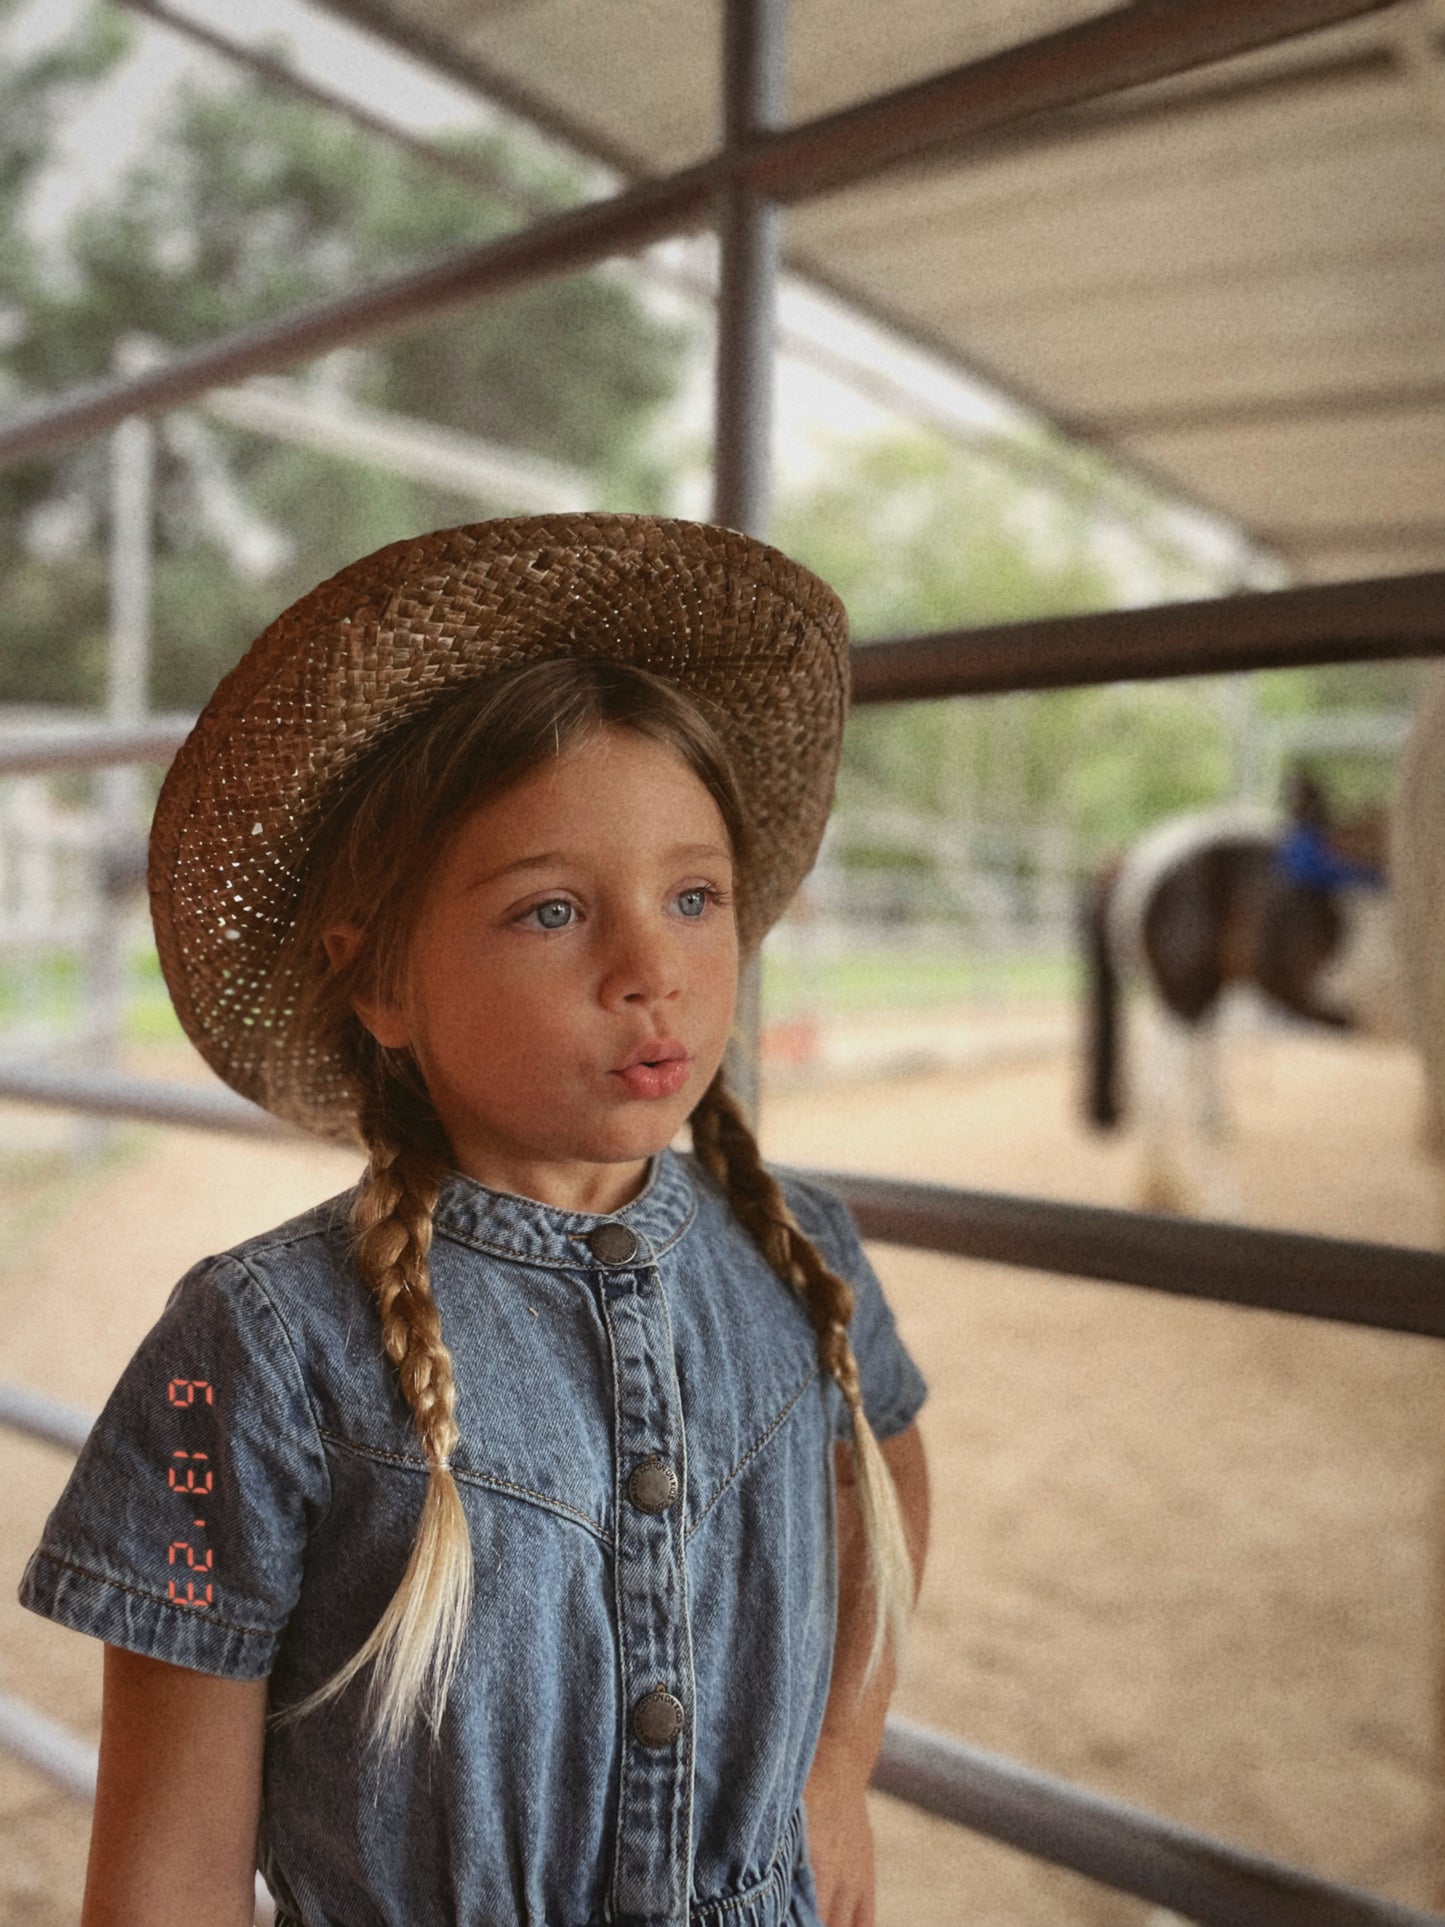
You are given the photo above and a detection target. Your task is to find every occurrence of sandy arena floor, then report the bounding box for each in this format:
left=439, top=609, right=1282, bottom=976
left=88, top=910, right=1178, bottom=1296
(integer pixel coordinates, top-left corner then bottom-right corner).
left=0, top=1008, right=1441, bottom=1925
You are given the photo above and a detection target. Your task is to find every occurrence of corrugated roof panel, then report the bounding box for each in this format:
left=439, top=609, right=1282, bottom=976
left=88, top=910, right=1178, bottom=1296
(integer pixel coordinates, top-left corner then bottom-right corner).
left=391, top=0, right=1119, bottom=170
left=315, top=0, right=1445, bottom=580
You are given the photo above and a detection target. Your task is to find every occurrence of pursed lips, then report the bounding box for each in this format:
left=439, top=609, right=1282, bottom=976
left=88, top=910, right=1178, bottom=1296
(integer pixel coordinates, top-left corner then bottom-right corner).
left=613, top=1037, right=689, bottom=1073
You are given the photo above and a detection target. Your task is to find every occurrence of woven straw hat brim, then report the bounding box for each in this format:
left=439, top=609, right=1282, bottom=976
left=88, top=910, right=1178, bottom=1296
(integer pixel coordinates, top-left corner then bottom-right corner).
left=148, top=514, right=849, bottom=1141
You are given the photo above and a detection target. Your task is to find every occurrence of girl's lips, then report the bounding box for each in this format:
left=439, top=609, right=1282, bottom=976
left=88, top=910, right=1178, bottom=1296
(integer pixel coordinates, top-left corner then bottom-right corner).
left=613, top=1057, right=691, bottom=1100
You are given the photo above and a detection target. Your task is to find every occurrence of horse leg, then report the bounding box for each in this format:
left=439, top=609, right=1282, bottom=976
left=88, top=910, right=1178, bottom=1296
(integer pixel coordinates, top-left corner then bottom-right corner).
left=1136, top=858, right=1233, bottom=1215
left=1081, top=864, right=1123, bottom=1129
left=1196, top=1002, right=1231, bottom=1144
left=1186, top=1021, right=1244, bottom=1220
left=1138, top=1009, right=1203, bottom=1215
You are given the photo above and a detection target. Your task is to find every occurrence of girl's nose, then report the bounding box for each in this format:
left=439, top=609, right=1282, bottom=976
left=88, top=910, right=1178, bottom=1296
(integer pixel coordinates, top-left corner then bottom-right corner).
left=600, top=915, right=681, bottom=1008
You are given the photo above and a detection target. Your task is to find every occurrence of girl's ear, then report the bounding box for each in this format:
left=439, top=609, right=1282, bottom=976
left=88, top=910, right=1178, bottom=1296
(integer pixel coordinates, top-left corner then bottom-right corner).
left=323, top=922, right=411, bottom=1050
left=322, top=922, right=362, bottom=975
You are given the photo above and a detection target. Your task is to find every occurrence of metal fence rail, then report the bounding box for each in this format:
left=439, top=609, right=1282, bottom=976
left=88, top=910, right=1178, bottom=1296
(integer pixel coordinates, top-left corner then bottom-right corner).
left=874, top=1719, right=1445, bottom=1927
left=850, top=570, right=1445, bottom=700
left=814, top=1170, right=1445, bottom=1339
left=0, top=1065, right=292, bottom=1138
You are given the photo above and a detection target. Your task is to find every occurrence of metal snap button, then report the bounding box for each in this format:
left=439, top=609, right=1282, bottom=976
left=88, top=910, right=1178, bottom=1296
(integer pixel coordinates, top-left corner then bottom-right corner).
left=632, top=1686, right=685, bottom=1748
left=627, top=1456, right=679, bottom=1514
left=586, top=1223, right=638, bottom=1265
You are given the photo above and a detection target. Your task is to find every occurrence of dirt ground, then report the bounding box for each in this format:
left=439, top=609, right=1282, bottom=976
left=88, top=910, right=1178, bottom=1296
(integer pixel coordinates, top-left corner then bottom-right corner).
left=1, top=1007, right=1441, bottom=1925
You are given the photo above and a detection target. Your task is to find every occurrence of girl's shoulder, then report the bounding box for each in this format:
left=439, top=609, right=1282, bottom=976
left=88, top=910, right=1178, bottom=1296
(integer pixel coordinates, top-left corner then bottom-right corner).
left=675, top=1150, right=862, bottom=1268
left=216, top=1186, right=357, bottom=1267
left=183, top=1187, right=357, bottom=1293
left=155, top=1187, right=363, bottom=1367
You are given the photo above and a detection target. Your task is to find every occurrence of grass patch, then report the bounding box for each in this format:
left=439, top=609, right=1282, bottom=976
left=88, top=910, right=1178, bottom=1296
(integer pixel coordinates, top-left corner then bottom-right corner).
left=761, top=946, right=1075, bottom=1015
left=0, top=944, right=184, bottom=1047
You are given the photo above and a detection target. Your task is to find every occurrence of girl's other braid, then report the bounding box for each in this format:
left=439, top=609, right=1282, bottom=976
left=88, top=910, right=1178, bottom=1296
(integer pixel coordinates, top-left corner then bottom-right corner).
left=690, top=1067, right=915, bottom=1692
left=691, top=1070, right=855, bottom=1353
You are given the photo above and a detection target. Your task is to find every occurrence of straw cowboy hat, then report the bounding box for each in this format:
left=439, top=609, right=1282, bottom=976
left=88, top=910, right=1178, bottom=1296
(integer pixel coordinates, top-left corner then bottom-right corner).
left=148, top=512, right=850, bottom=1138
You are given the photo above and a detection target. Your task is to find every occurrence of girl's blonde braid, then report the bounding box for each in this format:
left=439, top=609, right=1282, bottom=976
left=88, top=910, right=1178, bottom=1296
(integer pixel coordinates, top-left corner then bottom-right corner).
left=690, top=1067, right=914, bottom=1693
left=268, top=1073, right=475, bottom=1758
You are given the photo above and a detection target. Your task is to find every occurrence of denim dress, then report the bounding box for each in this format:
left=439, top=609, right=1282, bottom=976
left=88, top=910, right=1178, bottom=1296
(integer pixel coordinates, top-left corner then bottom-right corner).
left=18, top=1146, right=927, bottom=1927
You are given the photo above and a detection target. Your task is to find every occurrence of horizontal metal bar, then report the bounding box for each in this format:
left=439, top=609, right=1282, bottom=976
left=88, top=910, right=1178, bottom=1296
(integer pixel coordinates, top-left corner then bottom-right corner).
left=0, top=718, right=192, bottom=774
left=0, top=1066, right=295, bottom=1137
left=0, top=1380, right=92, bottom=1454
left=807, top=1169, right=1445, bottom=1339
left=850, top=572, right=1445, bottom=701
left=874, top=1717, right=1445, bottom=1927
left=7, top=578, right=1436, bottom=766
left=203, top=381, right=587, bottom=510
left=0, top=172, right=713, bottom=467
left=749, top=0, right=1399, bottom=205
left=0, top=1079, right=1434, bottom=1338
left=320, top=0, right=1411, bottom=198
left=1082, top=378, right=1445, bottom=439
left=0, top=1691, right=97, bottom=1802
left=323, top=0, right=1396, bottom=206
left=0, top=1, right=1392, bottom=473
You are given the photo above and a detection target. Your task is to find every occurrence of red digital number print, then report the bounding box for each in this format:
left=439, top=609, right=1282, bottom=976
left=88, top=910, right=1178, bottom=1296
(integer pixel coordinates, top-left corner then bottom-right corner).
left=168, top=1450, right=212, bottom=1496
left=164, top=1381, right=216, bottom=1609
left=167, top=1539, right=214, bottom=1607
left=168, top=1378, right=213, bottom=1406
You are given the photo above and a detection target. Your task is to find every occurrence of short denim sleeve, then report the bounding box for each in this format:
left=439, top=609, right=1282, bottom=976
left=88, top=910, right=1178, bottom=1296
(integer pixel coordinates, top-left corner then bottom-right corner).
left=16, top=1253, right=331, bottom=1680
left=776, top=1169, right=928, bottom=1443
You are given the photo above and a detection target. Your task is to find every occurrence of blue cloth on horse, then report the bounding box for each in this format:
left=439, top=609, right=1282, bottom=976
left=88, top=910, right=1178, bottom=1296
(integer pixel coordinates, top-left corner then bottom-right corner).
left=1275, top=823, right=1385, bottom=891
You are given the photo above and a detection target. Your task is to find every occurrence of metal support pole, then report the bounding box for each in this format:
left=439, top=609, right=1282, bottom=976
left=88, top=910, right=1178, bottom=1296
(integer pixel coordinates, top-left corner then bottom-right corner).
left=714, top=0, right=786, bottom=1128
left=82, top=414, right=153, bottom=1156
left=108, top=418, right=152, bottom=735
left=713, top=0, right=784, bottom=538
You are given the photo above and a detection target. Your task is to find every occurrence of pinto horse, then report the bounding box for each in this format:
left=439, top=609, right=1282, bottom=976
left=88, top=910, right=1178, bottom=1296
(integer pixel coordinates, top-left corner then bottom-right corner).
left=1081, top=789, right=1398, bottom=1216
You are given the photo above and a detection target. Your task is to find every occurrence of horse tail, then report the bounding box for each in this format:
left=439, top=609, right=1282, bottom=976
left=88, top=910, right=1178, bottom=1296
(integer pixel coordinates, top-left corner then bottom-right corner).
left=1081, top=861, right=1122, bottom=1130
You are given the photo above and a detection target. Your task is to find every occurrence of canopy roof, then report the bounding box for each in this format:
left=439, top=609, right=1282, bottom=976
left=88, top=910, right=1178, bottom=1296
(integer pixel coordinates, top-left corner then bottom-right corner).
left=316, top=0, right=1445, bottom=585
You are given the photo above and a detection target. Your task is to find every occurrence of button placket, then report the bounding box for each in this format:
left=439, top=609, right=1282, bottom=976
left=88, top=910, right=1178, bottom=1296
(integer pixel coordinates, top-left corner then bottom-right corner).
left=594, top=1245, right=693, bottom=1925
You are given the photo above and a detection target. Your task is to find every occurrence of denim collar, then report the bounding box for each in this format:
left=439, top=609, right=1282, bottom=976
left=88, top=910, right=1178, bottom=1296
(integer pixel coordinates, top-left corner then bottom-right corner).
left=432, top=1143, right=698, bottom=1271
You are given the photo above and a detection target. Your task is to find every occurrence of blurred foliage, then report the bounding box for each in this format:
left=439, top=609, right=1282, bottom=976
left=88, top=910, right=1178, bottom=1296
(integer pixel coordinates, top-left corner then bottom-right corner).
left=775, top=431, right=1235, bottom=861
left=777, top=432, right=1414, bottom=869
left=0, top=14, right=695, bottom=708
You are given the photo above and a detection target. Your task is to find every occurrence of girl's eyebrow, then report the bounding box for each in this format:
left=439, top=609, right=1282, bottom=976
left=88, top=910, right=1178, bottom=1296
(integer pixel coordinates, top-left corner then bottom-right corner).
left=472, top=842, right=732, bottom=889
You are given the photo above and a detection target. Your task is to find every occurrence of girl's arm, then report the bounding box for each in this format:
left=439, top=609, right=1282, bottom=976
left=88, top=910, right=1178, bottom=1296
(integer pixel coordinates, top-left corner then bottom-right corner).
left=81, top=1644, right=270, bottom=1927
left=804, top=1420, right=931, bottom=1927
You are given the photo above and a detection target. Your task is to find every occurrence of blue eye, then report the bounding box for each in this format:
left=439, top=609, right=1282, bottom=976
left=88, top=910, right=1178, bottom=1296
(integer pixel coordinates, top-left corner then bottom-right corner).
left=677, top=888, right=713, bottom=918
left=532, top=900, right=573, bottom=930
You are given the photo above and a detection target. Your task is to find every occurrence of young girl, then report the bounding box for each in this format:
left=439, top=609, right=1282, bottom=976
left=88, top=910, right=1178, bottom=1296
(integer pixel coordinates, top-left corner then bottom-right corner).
left=18, top=514, right=930, bottom=1927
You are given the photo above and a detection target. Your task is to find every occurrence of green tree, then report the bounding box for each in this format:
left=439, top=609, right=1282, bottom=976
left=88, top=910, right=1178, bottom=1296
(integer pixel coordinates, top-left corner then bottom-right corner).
left=0, top=0, right=130, bottom=711
left=2, top=27, right=696, bottom=708
left=774, top=428, right=1234, bottom=868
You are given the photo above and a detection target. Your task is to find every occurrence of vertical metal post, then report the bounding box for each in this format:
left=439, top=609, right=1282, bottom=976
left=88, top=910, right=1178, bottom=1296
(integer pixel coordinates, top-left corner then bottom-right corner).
left=108, top=417, right=153, bottom=735
left=81, top=413, right=153, bottom=1156
left=713, top=0, right=786, bottom=1129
